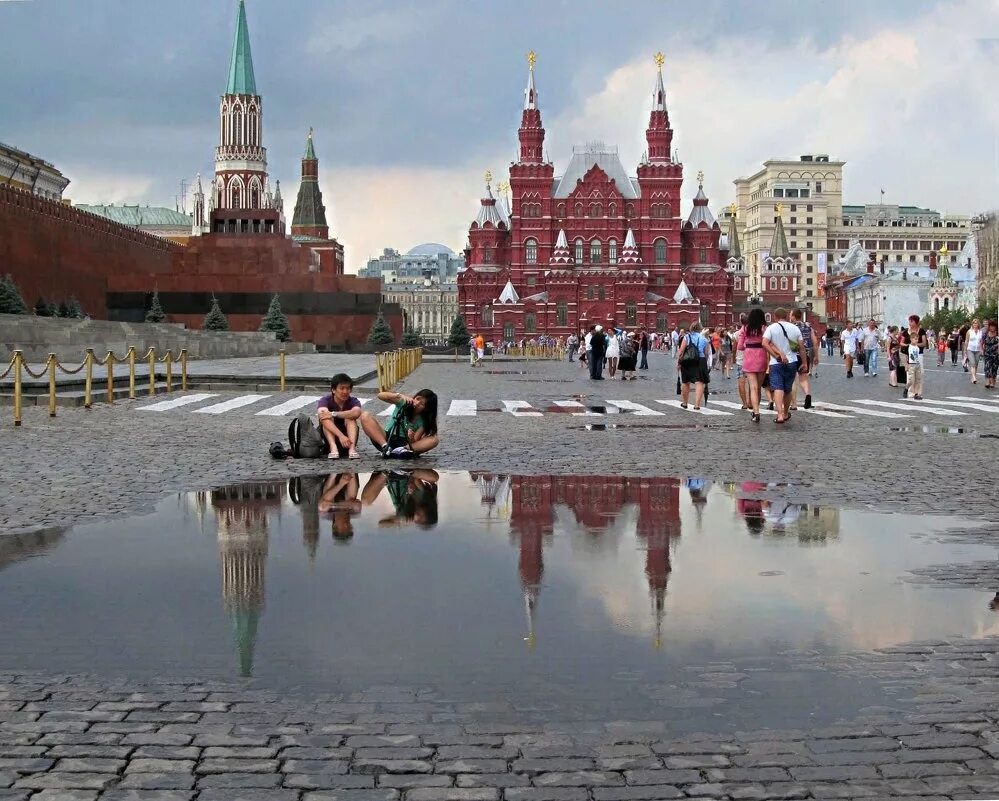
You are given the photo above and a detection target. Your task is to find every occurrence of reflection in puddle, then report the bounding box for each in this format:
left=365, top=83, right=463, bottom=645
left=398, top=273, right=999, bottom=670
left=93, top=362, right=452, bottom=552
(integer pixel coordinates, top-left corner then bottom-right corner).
left=571, top=423, right=704, bottom=431
left=0, top=473, right=995, bottom=727
left=889, top=426, right=974, bottom=435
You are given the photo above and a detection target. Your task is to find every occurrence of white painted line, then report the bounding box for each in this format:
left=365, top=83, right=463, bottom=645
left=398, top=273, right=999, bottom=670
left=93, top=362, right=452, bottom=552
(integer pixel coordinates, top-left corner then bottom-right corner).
left=136, top=393, right=218, bottom=412
left=193, top=394, right=271, bottom=415
left=552, top=400, right=601, bottom=416
left=854, top=400, right=967, bottom=416
left=948, top=395, right=999, bottom=404
left=606, top=400, right=665, bottom=416
left=502, top=400, right=542, bottom=417
left=706, top=400, right=747, bottom=411
left=910, top=399, right=999, bottom=413
left=655, top=399, right=732, bottom=416
left=814, top=402, right=910, bottom=419
left=447, top=399, right=477, bottom=416
left=255, top=395, right=318, bottom=417
left=377, top=404, right=393, bottom=416
left=798, top=408, right=853, bottom=419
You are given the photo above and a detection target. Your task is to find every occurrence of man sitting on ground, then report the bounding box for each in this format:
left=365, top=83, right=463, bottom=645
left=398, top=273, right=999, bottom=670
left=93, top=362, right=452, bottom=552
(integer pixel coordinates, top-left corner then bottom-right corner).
left=317, top=373, right=363, bottom=460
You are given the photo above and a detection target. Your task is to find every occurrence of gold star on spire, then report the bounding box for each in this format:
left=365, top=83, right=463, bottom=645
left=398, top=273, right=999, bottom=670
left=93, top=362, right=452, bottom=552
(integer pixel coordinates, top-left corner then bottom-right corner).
left=654, top=51, right=665, bottom=69
left=728, top=203, right=737, bottom=216
left=497, top=180, right=510, bottom=196
left=775, top=202, right=784, bottom=216
left=696, top=170, right=704, bottom=185
left=527, top=50, right=537, bottom=71
left=939, top=244, right=949, bottom=257
left=484, top=169, right=493, bottom=186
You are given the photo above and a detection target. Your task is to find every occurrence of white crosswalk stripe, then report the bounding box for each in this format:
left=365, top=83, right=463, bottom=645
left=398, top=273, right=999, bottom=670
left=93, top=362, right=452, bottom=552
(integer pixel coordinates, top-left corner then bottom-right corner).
left=655, top=399, right=732, bottom=416
left=502, top=400, right=542, bottom=417
left=854, top=400, right=966, bottom=416
left=707, top=400, right=747, bottom=411
left=255, top=395, right=317, bottom=417
left=447, top=399, right=477, bottom=416
left=813, top=401, right=910, bottom=418
left=909, top=399, right=999, bottom=413
left=947, top=395, right=999, bottom=406
left=606, top=400, right=664, bottom=416
left=551, top=400, right=602, bottom=416
left=798, top=407, right=853, bottom=419
left=137, top=393, right=218, bottom=412
left=193, top=394, right=271, bottom=414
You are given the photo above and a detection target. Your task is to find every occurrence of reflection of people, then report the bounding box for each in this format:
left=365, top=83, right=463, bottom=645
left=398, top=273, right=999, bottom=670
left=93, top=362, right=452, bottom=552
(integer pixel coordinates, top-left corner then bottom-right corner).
left=359, top=390, right=439, bottom=458
left=317, top=373, right=363, bottom=459
left=737, top=480, right=767, bottom=535
left=318, top=473, right=361, bottom=541
left=360, top=469, right=440, bottom=528
left=989, top=592, right=999, bottom=612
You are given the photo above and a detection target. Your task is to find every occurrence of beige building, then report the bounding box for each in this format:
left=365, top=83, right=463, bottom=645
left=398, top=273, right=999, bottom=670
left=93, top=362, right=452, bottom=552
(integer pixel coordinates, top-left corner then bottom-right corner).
left=733, top=155, right=971, bottom=317
left=0, top=141, right=70, bottom=201
left=382, top=277, right=458, bottom=343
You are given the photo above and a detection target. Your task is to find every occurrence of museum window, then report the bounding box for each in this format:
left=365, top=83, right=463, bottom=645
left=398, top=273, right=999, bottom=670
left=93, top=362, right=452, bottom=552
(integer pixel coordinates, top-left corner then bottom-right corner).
left=734, top=277, right=742, bottom=290
left=527, top=276, right=536, bottom=287
left=626, top=203, right=635, bottom=217
left=780, top=277, right=788, bottom=290
left=587, top=285, right=595, bottom=300
left=608, top=239, right=618, bottom=264
left=484, top=246, right=493, bottom=262
left=575, top=238, right=584, bottom=264
left=626, top=301, right=637, bottom=325
left=656, top=313, right=666, bottom=331
left=608, top=202, right=616, bottom=217
left=480, top=305, right=493, bottom=326
left=557, top=203, right=566, bottom=218
left=699, top=247, right=706, bottom=263
left=590, top=239, right=602, bottom=263
left=575, top=203, right=583, bottom=218
left=525, top=238, right=538, bottom=264
left=503, top=322, right=514, bottom=340
left=654, top=238, right=667, bottom=264
left=557, top=301, right=568, bottom=326
left=770, top=276, right=778, bottom=290
left=525, top=312, right=536, bottom=333
left=598, top=286, right=605, bottom=301
left=656, top=275, right=665, bottom=286
left=773, top=188, right=784, bottom=197
left=590, top=203, right=602, bottom=217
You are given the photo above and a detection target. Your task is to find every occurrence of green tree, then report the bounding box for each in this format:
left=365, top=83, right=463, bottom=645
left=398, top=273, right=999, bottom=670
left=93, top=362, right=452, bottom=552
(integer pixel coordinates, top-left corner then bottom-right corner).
left=366, top=311, right=395, bottom=346
left=0, top=274, right=28, bottom=315
left=401, top=325, right=422, bottom=347
left=258, top=294, right=291, bottom=342
left=145, top=290, right=166, bottom=323
left=33, top=297, right=52, bottom=316
left=203, top=296, right=229, bottom=331
left=66, top=296, right=84, bottom=319
left=447, top=314, right=470, bottom=348
left=57, top=301, right=70, bottom=318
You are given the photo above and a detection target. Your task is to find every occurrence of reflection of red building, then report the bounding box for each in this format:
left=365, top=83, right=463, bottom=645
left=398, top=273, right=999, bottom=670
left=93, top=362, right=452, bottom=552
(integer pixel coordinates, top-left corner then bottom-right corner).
left=505, top=475, right=681, bottom=646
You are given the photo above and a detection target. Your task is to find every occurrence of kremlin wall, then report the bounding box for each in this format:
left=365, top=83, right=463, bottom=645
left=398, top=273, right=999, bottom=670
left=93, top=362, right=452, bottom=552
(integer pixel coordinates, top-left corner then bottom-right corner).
left=0, top=1, right=400, bottom=348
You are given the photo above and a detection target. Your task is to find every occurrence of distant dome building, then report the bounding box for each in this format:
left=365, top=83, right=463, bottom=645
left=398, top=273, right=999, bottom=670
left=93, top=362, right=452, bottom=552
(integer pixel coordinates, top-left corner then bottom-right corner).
left=359, top=243, right=464, bottom=283
left=407, top=242, right=455, bottom=257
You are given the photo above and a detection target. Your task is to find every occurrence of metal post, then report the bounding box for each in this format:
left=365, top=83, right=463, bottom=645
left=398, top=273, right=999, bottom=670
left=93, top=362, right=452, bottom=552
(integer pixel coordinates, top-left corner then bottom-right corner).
left=180, top=349, right=188, bottom=391
left=279, top=350, right=286, bottom=392
left=148, top=348, right=156, bottom=396
left=12, top=351, right=23, bottom=427
left=128, top=348, right=136, bottom=399
left=106, top=351, right=115, bottom=404
left=164, top=350, right=173, bottom=393
left=84, top=349, right=94, bottom=409
left=47, top=354, right=57, bottom=418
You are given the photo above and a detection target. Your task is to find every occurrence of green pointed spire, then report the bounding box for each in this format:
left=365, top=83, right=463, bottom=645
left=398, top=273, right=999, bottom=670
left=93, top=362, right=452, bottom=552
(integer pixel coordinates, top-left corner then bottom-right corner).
left=769, top=213, right=790, bottom=259
left=225, top=0, right=258, bottom=96
left=304, top=127, right=316, bottom=160
left=231, top=607, right=260, bottom=678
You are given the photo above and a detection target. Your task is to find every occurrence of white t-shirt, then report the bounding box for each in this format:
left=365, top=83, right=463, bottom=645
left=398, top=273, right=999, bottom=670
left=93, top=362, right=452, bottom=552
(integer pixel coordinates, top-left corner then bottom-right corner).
left=907, top=343, right=923, bottom=366
left=862, top=328, right=881, bottom=350
left=840, top=328, right=862, bottom=354
left=966, top=329, right=983, bottom=352
left=763, top=321, right=802, bottom=366
left=584, top=333, right=592, bottom=351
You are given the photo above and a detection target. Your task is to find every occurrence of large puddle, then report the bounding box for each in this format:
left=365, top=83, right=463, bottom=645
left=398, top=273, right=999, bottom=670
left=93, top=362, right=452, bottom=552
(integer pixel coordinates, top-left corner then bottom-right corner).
left=1, top=472, right=996, bottom=728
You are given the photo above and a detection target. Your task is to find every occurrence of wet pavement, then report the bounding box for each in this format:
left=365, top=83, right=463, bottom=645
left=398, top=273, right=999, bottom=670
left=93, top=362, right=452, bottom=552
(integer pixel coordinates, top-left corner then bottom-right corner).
left=1, top=472, right=995, bottom=738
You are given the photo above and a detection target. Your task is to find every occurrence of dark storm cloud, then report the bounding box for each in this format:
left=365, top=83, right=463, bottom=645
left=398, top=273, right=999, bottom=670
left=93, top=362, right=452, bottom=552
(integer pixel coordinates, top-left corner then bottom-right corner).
left=0, top=0, right=945, bottom=204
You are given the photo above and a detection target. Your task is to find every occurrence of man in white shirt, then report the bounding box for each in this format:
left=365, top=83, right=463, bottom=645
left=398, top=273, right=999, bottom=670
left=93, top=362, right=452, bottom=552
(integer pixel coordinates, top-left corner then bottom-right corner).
left=862, top=320, right=882, bottom=377
left=762, top=307, right=803, bottom=424
left=840, top=321, right=862, bottom=378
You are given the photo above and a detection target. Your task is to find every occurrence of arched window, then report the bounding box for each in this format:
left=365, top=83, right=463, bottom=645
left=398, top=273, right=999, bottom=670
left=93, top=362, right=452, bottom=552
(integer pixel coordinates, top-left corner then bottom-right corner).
left=608, top=239, right=617, bottom=265
left=626, top=203, right=635, bottom=218
left=575, top=203, right=583, bottom=218
left=557, top=301, right=568, bottom=326
left=654, top=239, right=667, bottom=264
left=503, top=322, right=514, bottom=340
left=480, top=305, right=493, bottom=326
left=233, top=108, right=243, bottom=145
left=484, top=246, right=493, bottom=262
left=699, top=247, right=706, bottom=263
left=934, top=297, right=940, bottom=312
left=525, top=238, right=538, bottom=264
left=780, top=276, right=788, bottom=290
left=943, top=297, right=950, bottom=309
left=734, top=277, right=742, bottom=290
left=574, top=238, right=584, bottom=264
left=598, top=286, right=605, bottom=301
left=590, top=203, right=602, bottom=218
left=656, top=312, right=667, bottom=331
left=587, top=285, right=595, bottom=300
left=525, top=312, right=536, bottom=333
left=590, top=239, right=602, bottom=263
left=609, top=202, right=617, bottom=217
left=770, top=276, right=778, bottom=290
left=557, top=203, right=566, bottom=218
left=626, top=301, right=637, bottom=325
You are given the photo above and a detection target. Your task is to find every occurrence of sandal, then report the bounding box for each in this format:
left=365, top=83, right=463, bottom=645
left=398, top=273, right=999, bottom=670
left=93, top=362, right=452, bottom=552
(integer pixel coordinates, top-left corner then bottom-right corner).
left=775, top=417, right=786, bottom=424
left=751, top=412, right=760, bottom=423
left=327, top=451, right=339, bottom=460
left=693, top=406, right=700, bottom=411
left=680, top=403, right=688, bottom=409
left=348, top=449, right=360, bottom=459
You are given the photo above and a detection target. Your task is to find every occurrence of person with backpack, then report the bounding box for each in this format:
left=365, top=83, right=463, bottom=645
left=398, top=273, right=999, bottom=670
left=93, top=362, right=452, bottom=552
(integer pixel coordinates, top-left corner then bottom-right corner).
left=359, top=389, right=440, bottom=458
left=677, top=322, right=709, bottom=410
left=317, top=373, right=363, bottom=459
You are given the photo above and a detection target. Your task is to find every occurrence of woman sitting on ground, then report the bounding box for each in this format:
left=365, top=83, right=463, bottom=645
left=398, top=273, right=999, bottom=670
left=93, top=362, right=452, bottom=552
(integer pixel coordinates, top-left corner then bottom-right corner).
left=359, top=389, right=439, bottom=457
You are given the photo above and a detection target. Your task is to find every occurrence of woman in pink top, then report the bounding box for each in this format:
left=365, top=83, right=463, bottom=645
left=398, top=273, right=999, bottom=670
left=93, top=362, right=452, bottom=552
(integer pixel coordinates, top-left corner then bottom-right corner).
left=739, top=308, right=769, bottom=423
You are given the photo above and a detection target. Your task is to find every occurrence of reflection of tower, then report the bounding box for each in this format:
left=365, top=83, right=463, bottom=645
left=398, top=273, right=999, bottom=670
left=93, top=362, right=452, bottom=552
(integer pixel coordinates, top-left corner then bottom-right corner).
left=636, top=479, right=681, bottom=648
left=791, top=505, right=840, bottom=545
left=471, top=472, right=511, bottom=526
left=509, top=476, right=554, bottom=648
left=212, top=482, right=284, bottom=677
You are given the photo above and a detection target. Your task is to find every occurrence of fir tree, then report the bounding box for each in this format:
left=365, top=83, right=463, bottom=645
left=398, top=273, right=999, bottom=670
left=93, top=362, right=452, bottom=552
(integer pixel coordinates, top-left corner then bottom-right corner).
left=57, top=301, right=70, bottom=318
left=34, top=297, right=52, bottom=316
left=203, top=296, right=229, bottom=331
left=258, top=294, right=290, bottom=342
left=366, top=311, right=395, bottom=346
left=0, top=274, right=28, bottom=315
left=447, top=314, right=470, bottom=348
left=401, top=325, right=422, bottom=347
left=46, top=300, right=58, bottom=317
left=145, top=290, right=166, bottom=323
left=66, top=296, right=84, bottom=319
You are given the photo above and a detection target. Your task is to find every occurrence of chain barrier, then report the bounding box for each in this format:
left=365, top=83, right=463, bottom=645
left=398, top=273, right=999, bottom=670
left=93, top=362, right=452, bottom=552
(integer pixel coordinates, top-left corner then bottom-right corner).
left=375, top=348, right=424, bottom=392
left=2, top=347, right=188, bottom=427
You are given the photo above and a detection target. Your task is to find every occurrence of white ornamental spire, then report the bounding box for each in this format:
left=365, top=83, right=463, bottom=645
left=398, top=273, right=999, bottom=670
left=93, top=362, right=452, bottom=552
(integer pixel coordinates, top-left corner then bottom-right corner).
left=673, top=279, right=695, bottom=304
left=652, top=51, right=666, bottom=111
left=550, top=228, right=572, bottom=265
left=498, top=280, right=520, bottom=304
left=619, top=228, right=641, bottom=265
left=524, top=50, right=538, bottom=110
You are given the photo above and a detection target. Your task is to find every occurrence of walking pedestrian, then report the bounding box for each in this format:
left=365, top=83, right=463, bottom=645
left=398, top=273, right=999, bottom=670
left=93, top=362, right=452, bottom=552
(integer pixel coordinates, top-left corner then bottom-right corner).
left=589, top=325, right=607, bottom=380
left=606, top=326, right=620, bottom=378
left=982, top=320, right=999, bottom=389
left=840, top=321, right=862, bottom=378
left=948, top=327, right=960, bottom=365
left=762, top=308, right=803, bottom=425
left=677, top=322, right=709, bottom=410
left=824, top=326, right=837, bottom=357
left=734, top=313, right=749, bottom=409
left=964, top=318, right=984, bottom=385
left=619, top=332, right=639, bottom=380
left=639, top=328, right=650, bottom=370
left=790, top=309, right=819, bottom=409
left=719, top=327, right=733, bottom=378
left=936, top=329, right=947, bottom=366
left=886, top=326, right=900, bottom=387
left=862, top=319, right=881, bottom=377
left=740, top=308, right=768, bottom=423
left=900, top=314, right=927, bottom=400
left=566, top=332, right=579, bottom=363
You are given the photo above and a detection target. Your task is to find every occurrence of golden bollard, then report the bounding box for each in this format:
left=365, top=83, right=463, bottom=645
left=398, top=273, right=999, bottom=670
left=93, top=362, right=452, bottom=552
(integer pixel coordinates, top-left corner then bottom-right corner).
left=83, top=349, right=95, bottom=409
left=106, top=351, right=115, bottom=404
left=148, top=348, right=156, bottom=396
left=279, top=350, right=286, bottom=392
left=127, top=348, right=136, bottom=400
left=47, top=354, right=57, bottom=418
left=12, top=351, right=23, bottom=427
left=164, top=350, right=173, bottom=393
left=180, top=349, right=188, bottom=391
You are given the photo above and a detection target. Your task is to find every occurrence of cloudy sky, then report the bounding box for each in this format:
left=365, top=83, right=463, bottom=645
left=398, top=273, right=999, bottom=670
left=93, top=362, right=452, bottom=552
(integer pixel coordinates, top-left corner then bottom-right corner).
left=2, top=0, right=997, bottom=271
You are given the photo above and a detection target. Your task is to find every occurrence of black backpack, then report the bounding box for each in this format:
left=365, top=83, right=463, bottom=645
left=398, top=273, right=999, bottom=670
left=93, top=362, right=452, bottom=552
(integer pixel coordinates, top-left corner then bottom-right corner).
left=288, top=412, right=326, bottom=458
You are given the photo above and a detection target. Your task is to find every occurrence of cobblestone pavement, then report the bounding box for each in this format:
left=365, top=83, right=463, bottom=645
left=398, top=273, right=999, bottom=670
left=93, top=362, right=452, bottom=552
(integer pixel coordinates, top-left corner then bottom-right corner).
left=1, top=352, right=997, bottom=799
